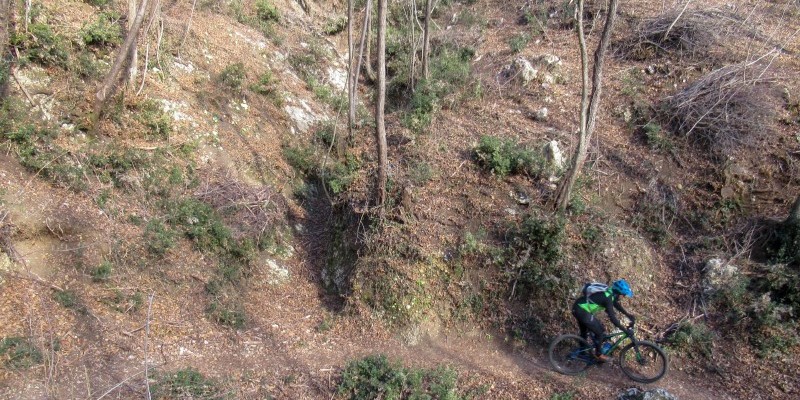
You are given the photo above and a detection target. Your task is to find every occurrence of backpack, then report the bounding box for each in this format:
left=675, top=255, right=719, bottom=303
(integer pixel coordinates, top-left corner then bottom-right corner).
left=582, top=282, right=609, bottom=298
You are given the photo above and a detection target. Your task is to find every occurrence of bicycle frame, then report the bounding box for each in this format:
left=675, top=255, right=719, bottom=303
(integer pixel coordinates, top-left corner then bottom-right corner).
left=600, top=329, right=634, bottom=355
left=569, top=330, right=635, bottom=366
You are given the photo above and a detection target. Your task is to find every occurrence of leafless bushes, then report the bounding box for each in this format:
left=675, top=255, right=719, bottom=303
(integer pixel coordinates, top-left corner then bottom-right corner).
left=194, top=170, right=286, bottom=243
left=614, top=8, right=746, bottom=62
left=658, top=60, right=777, bottom=155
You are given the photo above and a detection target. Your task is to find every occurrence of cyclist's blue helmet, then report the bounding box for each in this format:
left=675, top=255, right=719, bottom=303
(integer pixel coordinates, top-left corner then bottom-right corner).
left=612, top=279, right=633, bottom=297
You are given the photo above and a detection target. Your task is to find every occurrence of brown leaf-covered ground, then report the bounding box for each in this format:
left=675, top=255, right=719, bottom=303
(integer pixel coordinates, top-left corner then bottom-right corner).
left=1, top=0, right=799, bottom=399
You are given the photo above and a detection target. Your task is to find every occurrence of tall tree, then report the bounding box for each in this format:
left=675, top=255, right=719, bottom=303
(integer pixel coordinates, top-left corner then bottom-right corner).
left=93, top=0, right=151, bottom=123
left=421, top=0, right=433, bottom=80
left=555, top=0, right=619, bottom=211
left=375, top=0, right=388, bottom=207
left=0, top=0, right=13, bottom=99
left=347, top=0, right=355, bottom=132
left=353, top=0, right=373, bottom=103
left=128, top=0, right=138, bottom=83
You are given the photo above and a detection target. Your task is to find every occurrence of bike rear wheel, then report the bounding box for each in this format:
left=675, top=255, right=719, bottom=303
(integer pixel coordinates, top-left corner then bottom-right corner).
left=548, top=334, right=593, bottom=375
left=618, top=340, right=668, bottom=383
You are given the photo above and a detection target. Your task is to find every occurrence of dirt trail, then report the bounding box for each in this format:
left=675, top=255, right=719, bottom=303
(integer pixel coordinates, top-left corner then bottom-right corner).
left=371, top=331, right=730, bottom=400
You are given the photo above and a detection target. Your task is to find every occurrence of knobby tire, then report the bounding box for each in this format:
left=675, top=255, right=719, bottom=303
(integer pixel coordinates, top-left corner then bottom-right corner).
left=618, top=340, right=668, bottom=383
left=548, top=334, right=592, bottom=375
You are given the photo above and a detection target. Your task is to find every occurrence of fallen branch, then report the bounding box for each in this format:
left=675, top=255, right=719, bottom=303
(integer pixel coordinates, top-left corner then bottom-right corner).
left=95, top=370, right=145, bottom=400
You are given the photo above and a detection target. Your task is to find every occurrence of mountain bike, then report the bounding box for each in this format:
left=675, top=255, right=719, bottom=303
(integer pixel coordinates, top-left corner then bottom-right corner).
left=547, top=324, right=668, bottom=383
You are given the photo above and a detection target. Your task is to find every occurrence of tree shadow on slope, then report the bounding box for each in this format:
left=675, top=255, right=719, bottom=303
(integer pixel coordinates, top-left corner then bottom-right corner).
left=292, top=181, right=363, bottom=313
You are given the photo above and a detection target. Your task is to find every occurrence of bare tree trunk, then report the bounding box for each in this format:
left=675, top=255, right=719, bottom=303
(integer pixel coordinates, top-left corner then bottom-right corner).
left=555, top=0, right=619, bottom=211
left=556, top=0, right=590, bottom=211
left=375, top=0, right=388, bottom=207
left=354, top=0, right=373, bottom=90
left=23, top=0, right=29, bottom=30
left=93, top=0, right=151, bottom=124
left=583, top=0, right=618, bottom=143
left=364, top=2, right=376, bottom=84
left=0, top=0, right=12, bottom=100
left=177, top=0, right=198, bottom=58
left=348, top=0, right=355, bottom=134
left=422, top=0, right=433, bottom=80
left=408, top=0, right=416, bottom=91
left=128, top=0, right=138, bottom=83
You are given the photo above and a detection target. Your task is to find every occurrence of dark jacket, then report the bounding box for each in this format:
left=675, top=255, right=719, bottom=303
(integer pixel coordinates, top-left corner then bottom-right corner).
left=572, top=289, right=633, bottom=331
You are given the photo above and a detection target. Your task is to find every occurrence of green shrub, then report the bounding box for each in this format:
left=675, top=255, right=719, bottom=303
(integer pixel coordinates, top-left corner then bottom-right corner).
left=474, top=136, right=542, bottom=177
left=288, top=52, right=318, bottom=83
left=153, top=368, right=225, bottom=399
left=283, top=145, right=316, bottom=174
left=218, top=63, right=246, bottom=92
left=551, top=392, right=576, bottom=400
left=92, top=260, right=113, bottom=282
left=393, top=43, right=473, bottom=130
left=308, top=78, right=347, bottom=110
left=667, top=321, right=714, bottom=359
left=144, top=219, right=177, bottom=255
left=338, top=354, right=464, bottom=400
left=509, top=33, right=530, bottom=53
left=207, top=300, right=246, bottom=329
left=323, top=16, right=347, bottom=35
left=5, top=124, right=89, bottom=192
left=105, top=290, right=143, bottom=313
left=0, top=337, right=44, bottom=369
left=325, top=153, right=360, bottom=194
left=80, top=12, right=122, bottom=47
left=53, top=290, right=80, bottom=310
left=87, top=147, right=151, bottom=187
left=409, top=160, right=435, bottom=185
left=403, top=79, right=441, bottom=130
left=643, top=122, right=674, bottom=152
left=255, top=0, right=280, bottom=22
left=250, top=71, right=276, bottom=95
left=73, top=52, right=104, bottom=79
left=164, top=198, right=233, bottom=253
left=11, top=22, right=70, bottom=67
left=84, top=0, right=111, bottom=7
left=505, top=215, right=570, bottom=305
left=134, top=99, right=172, bottom=140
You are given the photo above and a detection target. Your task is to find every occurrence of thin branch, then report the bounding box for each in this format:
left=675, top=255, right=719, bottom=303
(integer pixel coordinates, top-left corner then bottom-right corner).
left=662, top=0, right=692, bottom=43
left=136, top=42, right=150, bottom=95
left=144, top=292, right=155, bottom=400
left=178, top=0, right=198, bottom=58
left=95, top=371, right=145, bottom=400
left=10, top=66, right=45, bottom=117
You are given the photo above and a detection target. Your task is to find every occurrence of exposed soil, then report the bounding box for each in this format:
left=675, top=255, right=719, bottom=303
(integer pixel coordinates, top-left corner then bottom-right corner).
left=1, top=0, right=800, bottom=399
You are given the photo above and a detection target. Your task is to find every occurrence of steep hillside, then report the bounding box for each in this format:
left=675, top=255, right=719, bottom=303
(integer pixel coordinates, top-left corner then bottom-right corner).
left=1, top=0, right=799, bottom=399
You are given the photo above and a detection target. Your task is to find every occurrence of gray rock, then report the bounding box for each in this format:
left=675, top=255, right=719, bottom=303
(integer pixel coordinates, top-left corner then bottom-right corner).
left=510, top=57, right=539, bottom=85
left=542, top=140, right=564, bottom=170
left=703, top=258, right=739, bottom=295
left=617, top=387, right=679, bottom=400
left=266, top=259, right=290, bottom=285
left=536, top=54, right=562, bottom=70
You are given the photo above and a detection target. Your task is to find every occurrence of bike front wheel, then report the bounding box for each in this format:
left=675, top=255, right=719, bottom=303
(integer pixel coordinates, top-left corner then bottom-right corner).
left=618, top=340, right=668, bottom=383
left=548, top=334, right=593, bottom=375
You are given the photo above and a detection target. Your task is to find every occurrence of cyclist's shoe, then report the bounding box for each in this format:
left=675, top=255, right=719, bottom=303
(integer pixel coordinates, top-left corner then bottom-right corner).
left=594, top=353, right=611, bottom=363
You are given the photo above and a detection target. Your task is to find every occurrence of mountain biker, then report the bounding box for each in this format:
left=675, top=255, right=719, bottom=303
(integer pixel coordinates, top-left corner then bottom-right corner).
left=571, top=279, right=636, bottom=363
